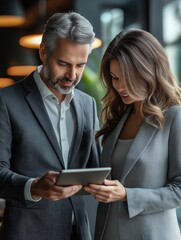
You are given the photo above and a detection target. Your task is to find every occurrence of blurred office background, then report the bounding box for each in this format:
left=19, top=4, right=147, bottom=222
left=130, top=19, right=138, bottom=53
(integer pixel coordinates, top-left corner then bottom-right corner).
left=0, top=0, right=181, bottom=236
left=0, top=0, right=180, bottom=111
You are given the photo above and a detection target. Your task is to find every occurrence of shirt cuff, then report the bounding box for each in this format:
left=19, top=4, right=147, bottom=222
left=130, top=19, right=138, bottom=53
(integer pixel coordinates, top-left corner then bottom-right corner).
left=24, top=178, right=42, bottom=202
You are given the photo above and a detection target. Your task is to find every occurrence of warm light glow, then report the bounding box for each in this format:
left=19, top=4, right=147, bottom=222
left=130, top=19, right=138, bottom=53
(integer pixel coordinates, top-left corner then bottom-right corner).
left=19, top=34, right=102, bottom=49
left=0, top=78, right=14, bottom=88
left=19, top=34, right=42, bottom=49
left=93, top=38, right=102, bottom=49
left=7, top=66, right=37, bottom=76
left=0, top=16, right=25, bottom=27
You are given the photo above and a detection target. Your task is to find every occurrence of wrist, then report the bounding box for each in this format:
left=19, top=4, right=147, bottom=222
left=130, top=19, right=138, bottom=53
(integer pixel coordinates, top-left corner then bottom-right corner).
left=121, top=187, right=127, bottom=201
left=31, top=178, right=41, bottom=200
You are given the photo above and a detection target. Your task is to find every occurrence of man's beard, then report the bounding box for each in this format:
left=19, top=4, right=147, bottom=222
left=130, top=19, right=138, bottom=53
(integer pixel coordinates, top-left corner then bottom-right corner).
left=43, top=64, right=79, bottom=95
left=47, top=76, right=77, bottom=95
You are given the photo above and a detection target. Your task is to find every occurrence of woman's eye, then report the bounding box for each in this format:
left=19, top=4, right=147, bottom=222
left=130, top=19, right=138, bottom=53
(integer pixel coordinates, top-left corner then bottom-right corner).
left=111, top=76, right=118, bottom=81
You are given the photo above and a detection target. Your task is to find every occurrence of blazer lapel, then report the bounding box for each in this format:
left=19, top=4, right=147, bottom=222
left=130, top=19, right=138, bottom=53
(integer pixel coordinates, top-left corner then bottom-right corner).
left=22, top=75, right=64, bottom=167
left=120, top=122, right=157, bottom=181
left=101, top=107, right=132, bottom=168
left=68, top=94, right=83, bottom=168
left=101, top=106, right=158, bottom=182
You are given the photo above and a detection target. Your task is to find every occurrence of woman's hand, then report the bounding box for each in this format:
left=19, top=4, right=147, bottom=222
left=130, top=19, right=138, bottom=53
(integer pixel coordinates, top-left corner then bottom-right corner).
left=84, top=179, right=126, bottom=203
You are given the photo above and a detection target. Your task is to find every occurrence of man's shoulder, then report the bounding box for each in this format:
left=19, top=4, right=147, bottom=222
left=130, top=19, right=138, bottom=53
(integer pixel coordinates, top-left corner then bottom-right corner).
left=74, top=88, right=93, bottom=100
left=0, top=73, right=35, bottom=97
left=0, top=80, right=22, bottom=95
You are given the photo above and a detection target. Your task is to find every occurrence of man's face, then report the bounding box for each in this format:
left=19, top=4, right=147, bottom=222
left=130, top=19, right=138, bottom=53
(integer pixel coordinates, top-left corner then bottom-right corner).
left=39, top=38, right=91, bottom=95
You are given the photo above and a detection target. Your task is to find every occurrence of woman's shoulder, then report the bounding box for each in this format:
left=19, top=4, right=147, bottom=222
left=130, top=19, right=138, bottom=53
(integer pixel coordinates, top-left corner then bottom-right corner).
left=166, top=105, right=181, bottom=114
left=165, top=105, right=181, bottom=121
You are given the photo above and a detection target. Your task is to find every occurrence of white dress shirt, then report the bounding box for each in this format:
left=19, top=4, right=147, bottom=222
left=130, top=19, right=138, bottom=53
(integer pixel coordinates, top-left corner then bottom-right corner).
left=24, top=66, right=75, bottom=201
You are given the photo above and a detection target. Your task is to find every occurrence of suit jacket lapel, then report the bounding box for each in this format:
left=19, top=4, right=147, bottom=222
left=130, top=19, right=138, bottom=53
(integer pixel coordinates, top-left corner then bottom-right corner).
left=120, top=122, right=157, bottom=181
left=101, top=106, right=158, bottom=181
left=22, top=75, right=64, bottom=167
left=68, top=93, right=83, bottom=168
left=101, top=107, right=132, bottom=168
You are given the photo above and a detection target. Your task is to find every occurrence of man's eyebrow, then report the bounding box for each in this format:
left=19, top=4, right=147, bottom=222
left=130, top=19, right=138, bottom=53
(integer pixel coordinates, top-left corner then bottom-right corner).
left=58, top=59, right=87, bottom=65
left=57, top=59, right=69, bottom=64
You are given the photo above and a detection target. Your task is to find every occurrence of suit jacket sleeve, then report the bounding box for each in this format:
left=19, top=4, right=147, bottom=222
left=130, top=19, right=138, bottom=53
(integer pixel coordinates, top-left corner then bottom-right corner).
left=126, top=107, right=181, bottom=218
left=0, top=93, right=29, bottom=202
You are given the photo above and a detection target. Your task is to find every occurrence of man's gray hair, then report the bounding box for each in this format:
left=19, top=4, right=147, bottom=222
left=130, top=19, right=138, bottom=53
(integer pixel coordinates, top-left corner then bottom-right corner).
left=42, top=12, right=95, bottom=55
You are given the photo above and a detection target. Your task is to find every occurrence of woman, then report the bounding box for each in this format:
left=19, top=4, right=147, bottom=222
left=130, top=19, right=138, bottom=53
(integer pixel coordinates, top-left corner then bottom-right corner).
left=85, top=29, right=181, bottom=240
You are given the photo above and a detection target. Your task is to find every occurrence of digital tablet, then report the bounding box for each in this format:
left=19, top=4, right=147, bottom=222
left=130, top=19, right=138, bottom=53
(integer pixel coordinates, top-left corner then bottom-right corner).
left=55, top=167, right=111, bottom=195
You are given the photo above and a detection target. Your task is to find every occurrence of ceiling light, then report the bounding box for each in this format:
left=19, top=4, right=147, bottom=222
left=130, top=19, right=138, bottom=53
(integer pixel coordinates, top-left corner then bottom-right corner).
left=0, top=0, right=26, bottom=27
left=0, top=78, right=14, bottom=88
left=19, top=34, right=42, bottom=49
left=0, top=16, right=25, bottom=27
left=7, top=66, right=37, bottom=77
left=5, top=29, right=39, bottom=77
left=93, top=38, right=102, bottom=49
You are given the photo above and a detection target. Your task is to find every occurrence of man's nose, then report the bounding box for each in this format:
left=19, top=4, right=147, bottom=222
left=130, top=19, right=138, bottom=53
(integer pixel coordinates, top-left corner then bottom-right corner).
left=66, top=67, right=77, bottom=80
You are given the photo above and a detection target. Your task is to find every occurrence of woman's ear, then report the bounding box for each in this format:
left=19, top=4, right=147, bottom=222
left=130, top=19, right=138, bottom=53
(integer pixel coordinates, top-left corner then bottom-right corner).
left=39, top=43, right=47, bottom=62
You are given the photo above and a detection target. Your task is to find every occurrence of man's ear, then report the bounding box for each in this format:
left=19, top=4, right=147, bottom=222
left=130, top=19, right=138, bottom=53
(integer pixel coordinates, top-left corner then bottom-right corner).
left=39, top=43, right=47, bottom=62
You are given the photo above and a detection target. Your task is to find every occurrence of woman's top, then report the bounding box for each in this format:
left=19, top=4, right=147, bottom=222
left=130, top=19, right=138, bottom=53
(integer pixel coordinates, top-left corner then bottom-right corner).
left=103, top=138, right=133, bottom=240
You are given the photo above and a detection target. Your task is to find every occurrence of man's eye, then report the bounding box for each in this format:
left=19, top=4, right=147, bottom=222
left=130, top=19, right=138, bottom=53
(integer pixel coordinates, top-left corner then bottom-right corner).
left=59, top=63, right=67, bottom=66
left=77, top=64, right=84, bottom=68
left=57, top=61, right=67, bottom=66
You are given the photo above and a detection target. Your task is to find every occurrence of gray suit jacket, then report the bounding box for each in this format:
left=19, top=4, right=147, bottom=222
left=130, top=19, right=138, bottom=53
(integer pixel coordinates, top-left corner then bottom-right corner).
left=95, top=106, right=181, bottom=240
left=0, top=73, right=101, bottom=240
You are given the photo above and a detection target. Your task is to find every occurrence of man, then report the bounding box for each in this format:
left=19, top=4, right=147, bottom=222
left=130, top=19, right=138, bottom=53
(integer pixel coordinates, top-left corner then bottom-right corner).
left=0, top=12, right=100, bottom=240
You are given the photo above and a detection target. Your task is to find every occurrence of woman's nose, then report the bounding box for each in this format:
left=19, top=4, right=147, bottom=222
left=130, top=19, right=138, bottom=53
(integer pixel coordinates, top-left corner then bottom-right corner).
left=114, top=81, right=125, bottom=91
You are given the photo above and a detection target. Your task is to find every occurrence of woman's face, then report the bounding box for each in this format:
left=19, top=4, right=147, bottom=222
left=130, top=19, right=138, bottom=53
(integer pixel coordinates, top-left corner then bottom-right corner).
left=110, top=59, right=135, bottom=105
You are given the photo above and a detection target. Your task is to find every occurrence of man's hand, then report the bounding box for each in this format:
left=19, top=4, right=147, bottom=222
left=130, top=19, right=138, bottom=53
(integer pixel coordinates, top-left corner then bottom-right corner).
left=31, top=171, right=82, bottom=201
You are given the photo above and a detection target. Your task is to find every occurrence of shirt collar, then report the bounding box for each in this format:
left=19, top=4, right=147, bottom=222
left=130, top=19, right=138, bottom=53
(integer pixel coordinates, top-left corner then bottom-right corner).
left=33, top=65, right=74, bottom=104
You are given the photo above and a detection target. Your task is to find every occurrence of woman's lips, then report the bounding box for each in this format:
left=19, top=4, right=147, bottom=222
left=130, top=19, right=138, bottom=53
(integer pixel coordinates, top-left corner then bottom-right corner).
left=120, top=92, right=129, bottom=98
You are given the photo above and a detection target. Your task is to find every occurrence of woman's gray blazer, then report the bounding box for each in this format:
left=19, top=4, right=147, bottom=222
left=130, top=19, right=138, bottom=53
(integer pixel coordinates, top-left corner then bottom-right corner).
left=95, top=106, right=181, bottom=240
left=0, top=73, right=101, bottom=240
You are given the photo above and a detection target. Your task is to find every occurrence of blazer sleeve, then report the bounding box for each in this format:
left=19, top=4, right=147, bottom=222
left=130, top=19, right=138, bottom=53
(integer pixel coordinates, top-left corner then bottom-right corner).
left=126, top=107, right=181, bottom=218
left=0, top=93, right=29, bottom=202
